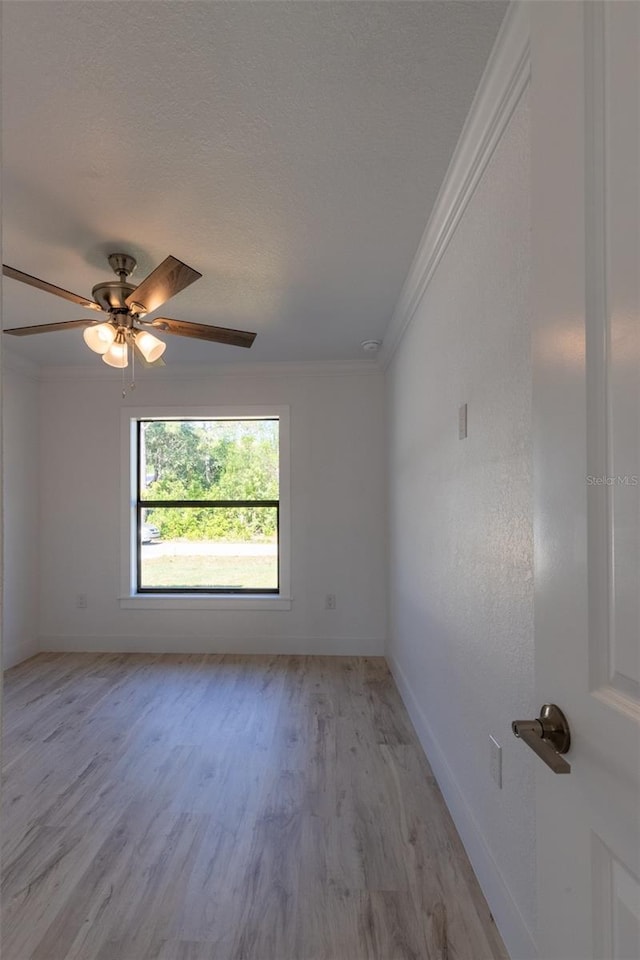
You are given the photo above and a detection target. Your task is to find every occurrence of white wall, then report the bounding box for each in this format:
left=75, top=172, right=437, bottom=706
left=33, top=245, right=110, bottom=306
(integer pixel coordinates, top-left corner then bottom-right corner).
left=386, top=90, right=536, bottom=957
left=3, top=358, right=40, bottom=668
left=37, top=365, right=387, bottom=656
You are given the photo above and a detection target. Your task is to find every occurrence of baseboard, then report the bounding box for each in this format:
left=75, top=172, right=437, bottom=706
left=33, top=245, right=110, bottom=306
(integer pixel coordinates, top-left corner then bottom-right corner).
left=387, top=651, right=538, bottom=960
left=38, top=635, right=385, bottom=657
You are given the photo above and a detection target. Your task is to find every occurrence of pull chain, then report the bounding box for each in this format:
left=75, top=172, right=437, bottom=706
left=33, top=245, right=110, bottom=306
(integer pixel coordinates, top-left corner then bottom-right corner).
left=120, top=333, right=136, bottom=399
left=130, top=333, right=136, bottom=394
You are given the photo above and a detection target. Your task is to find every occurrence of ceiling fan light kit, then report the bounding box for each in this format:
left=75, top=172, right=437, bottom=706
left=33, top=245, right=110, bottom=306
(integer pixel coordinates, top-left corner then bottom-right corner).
left=2, top=252, right=257, bottom=371
left=102, top=328, right=129, bottom=369
left=134, top=329, right=166, bottom=364
left=83, top=321, right=116, bottom=355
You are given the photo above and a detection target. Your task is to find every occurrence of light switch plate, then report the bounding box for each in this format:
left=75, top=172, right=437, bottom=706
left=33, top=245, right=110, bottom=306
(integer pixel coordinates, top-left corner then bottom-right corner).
left=459, top=403, right=468, bottom=439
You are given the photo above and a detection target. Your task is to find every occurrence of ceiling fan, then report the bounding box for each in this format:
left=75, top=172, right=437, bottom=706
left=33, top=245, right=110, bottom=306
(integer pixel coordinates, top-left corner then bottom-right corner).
left=2, top=253, right=256, bottom=367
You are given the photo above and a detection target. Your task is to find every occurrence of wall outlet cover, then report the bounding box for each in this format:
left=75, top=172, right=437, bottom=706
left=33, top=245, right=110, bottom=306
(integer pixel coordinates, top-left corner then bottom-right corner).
left=458, top=403, right=468, bottom=439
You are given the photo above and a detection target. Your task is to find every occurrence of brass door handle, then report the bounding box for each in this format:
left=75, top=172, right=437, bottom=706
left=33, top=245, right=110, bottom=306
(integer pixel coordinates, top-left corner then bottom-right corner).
left=512, top=704, right=571, bottom=774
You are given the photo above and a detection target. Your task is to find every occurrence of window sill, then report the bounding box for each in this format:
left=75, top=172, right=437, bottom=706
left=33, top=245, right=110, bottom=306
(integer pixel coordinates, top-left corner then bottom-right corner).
left=119, top=594, right=292, bottom=611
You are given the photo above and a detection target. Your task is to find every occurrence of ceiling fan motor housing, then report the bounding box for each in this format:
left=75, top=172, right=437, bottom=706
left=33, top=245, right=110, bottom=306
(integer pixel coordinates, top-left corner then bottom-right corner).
left=91, top=280, right=136, bottom=312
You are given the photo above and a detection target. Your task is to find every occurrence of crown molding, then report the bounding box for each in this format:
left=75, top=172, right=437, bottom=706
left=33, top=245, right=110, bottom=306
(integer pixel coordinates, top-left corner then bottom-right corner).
left=36, top=358, right=382, bottom=384
left=380, top=2, right=531, bottom=369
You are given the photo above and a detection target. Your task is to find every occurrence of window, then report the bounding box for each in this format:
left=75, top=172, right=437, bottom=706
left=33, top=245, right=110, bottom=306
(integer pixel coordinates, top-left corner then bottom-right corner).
left=121, top=407, right=290, bottom=607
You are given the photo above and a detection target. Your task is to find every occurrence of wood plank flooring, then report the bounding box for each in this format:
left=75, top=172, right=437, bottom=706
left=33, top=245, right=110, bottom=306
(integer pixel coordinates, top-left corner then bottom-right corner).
left=2, top=654, right=508, bottom=960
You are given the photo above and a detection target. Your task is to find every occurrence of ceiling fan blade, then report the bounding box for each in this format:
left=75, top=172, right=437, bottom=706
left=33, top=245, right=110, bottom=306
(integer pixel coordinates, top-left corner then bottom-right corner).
left=3, top=319, right=96, bottom=336
left=125, top=256, right=202, bottom=315
left=133, top=342, right=166, bottom=368
left=144, top=317, right=256, bottom=348
left=3, top=265, right=104, bottom=313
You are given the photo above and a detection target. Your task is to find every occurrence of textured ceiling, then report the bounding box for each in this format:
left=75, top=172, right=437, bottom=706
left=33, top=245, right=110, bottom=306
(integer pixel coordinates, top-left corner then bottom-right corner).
left=2, top=0, right=506, bottom=367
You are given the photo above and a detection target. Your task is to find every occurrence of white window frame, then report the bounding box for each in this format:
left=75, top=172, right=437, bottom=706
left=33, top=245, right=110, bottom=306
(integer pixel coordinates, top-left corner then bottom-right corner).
left=119, top=405, right=291, bottom=610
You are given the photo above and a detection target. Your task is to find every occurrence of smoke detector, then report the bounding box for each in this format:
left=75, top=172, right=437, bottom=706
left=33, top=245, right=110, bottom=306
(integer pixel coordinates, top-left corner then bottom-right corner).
left=361, top=339, right=381, bottom=354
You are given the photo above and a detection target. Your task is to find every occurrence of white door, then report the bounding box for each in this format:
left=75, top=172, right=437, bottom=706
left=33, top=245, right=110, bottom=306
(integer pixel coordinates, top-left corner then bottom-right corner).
left=530, top=2, right=640, bottom=958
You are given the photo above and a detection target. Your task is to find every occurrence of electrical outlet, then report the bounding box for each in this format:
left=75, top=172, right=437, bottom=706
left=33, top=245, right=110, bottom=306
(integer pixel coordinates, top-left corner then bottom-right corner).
left=458, top=403, right=468, bottom=439
left=489, top=735, right=502, bottom=788
left=76, top=593, right=88, bottom=609
left=325, top=593, right=336, bottom=610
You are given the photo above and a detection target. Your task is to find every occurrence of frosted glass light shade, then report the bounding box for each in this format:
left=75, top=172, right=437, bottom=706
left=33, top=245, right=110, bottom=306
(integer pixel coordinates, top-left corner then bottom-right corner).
left=83, top=322, right=116, bottom=355
left=135, top=330, right=166, bottom=363
left=102, top=339, right=129, bottom=368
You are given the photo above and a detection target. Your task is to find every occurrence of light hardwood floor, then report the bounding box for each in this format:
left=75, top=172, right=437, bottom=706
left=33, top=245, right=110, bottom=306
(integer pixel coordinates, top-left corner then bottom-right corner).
left=2, top=653, right=508, bottom=960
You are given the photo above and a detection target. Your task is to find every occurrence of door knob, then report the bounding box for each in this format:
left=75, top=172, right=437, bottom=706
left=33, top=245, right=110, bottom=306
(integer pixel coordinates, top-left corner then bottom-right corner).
left=512, top=704, right=571, bottom=774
